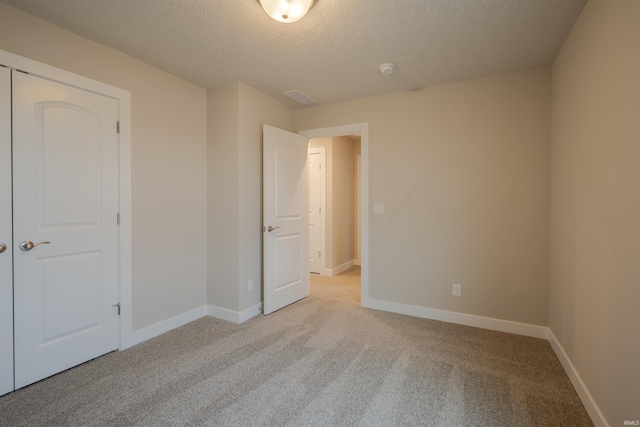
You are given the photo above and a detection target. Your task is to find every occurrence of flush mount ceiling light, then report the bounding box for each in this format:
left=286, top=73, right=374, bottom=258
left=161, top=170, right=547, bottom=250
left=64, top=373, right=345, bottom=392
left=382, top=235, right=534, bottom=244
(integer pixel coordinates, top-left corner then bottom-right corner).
left=258, top=0, right=316, bottom=23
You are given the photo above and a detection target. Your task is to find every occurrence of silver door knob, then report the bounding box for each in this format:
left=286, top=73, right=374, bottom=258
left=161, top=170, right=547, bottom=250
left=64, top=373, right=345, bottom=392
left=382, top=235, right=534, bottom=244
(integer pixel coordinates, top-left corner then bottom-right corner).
left=267, top=226, right=280, bottom=232
left=0, top=243, right=6, bottom=254
left=19, top=240, right=51, bottom=251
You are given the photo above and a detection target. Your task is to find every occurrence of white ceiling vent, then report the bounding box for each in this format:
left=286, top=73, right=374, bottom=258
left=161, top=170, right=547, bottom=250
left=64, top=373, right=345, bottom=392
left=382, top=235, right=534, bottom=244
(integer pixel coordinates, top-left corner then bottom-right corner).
left=283, top=90, right=316, bottom=105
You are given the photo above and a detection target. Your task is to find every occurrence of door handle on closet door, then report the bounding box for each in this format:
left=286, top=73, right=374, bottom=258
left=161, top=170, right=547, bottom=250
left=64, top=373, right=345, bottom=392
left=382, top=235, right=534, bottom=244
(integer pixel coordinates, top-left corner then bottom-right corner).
left=19, top=240, right=51, bottom=251
left=0, top=243, right=6, bottom=253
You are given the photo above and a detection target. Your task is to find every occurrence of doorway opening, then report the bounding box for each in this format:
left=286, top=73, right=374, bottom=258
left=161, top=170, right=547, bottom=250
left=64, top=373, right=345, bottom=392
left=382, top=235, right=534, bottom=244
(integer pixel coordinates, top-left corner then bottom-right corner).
left=300, top=123, right=369, bottom=307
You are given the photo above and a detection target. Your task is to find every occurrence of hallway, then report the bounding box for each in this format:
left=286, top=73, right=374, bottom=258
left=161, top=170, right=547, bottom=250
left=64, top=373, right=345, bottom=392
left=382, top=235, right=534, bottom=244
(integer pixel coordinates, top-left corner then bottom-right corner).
left=310, top=266, right=360, bottom=305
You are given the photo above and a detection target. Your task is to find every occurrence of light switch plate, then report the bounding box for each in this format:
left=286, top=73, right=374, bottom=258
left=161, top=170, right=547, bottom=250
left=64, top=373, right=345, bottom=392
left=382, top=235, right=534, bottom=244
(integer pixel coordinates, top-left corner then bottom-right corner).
left=373, top=203, right=385, bottom=214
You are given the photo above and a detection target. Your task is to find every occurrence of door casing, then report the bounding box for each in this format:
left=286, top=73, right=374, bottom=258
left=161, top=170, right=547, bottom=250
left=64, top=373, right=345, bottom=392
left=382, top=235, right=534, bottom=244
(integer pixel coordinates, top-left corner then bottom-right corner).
left=299, top=123, right=369, bottom=307
left=0, top=50, right=132, bottom=395
left=308, top=147, right=326, bottom=275
left=0, top=64, right=13, bottom=396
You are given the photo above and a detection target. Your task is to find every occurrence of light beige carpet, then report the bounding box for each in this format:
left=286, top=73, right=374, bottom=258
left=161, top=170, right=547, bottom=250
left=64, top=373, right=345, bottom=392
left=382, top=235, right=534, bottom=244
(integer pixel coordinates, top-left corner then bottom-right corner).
left=0, top=266, right=592, bottom=426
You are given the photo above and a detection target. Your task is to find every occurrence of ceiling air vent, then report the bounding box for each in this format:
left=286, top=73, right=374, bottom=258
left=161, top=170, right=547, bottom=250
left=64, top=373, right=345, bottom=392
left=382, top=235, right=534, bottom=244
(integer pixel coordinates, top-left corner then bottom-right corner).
left=283, top=90, right=316, bottom=105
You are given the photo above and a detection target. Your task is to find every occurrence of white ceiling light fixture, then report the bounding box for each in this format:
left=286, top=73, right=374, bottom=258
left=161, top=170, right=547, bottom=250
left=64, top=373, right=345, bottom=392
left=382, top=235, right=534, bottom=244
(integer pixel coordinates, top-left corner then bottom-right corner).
left=258, top=0, right=316, bottom=23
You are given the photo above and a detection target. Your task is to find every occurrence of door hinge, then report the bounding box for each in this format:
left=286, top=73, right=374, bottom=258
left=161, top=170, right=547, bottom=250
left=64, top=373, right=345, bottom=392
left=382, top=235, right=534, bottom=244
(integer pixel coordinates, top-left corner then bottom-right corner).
left=319, top=207, right=321, bottom=214
left=117, top=121, right=120, bottom=134
left=116, top=212, right=120, bottom=225
left=318, top=251, right=321, bottom=259
left=113, top=303, right=121, bottom=315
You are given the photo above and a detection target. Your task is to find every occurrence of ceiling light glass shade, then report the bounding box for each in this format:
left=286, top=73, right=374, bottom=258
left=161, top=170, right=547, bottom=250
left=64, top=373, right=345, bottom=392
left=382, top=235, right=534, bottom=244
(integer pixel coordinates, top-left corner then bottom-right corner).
left=259, top=0, right=315, bottom=23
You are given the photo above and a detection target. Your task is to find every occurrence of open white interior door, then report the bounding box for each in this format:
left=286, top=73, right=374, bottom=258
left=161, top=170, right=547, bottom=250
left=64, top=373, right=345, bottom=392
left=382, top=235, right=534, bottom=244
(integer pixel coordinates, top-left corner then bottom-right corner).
left=263, top=125, right=310, bottom=315
left=0, top=64, right=13, bottom=396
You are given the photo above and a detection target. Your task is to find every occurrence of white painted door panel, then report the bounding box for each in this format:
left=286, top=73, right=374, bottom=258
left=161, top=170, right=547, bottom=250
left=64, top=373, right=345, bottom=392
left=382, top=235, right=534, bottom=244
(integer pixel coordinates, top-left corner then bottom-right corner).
left=0, top=66, right=13, bottom=395
left=12, top=72, right=120, bottom=389
left=263, top=125, right=309, bottom=315
left=308, top=148, right=325, bottom=274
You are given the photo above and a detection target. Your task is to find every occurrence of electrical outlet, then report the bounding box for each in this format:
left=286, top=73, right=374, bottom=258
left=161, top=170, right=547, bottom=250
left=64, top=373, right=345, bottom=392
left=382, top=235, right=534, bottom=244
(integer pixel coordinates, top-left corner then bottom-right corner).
left=248, top=279, right=254, bottom=292
left=452, top=283, right=461, bottom=297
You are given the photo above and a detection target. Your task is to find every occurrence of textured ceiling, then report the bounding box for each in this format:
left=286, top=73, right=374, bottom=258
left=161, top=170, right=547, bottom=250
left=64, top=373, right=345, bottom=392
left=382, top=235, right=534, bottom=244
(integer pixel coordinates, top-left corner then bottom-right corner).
left=1, top=0, right=587, bottom=108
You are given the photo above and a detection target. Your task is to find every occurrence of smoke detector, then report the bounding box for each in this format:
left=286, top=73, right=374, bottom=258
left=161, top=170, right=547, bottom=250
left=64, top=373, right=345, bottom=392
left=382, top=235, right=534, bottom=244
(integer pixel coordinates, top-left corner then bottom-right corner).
left=379, top=63, right=395, bottom=76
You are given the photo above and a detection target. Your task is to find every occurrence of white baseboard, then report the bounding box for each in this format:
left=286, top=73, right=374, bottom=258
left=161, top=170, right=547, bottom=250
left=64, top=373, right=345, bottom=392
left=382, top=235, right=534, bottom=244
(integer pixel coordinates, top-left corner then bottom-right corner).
left=361, top=297, right=549, bottom=339
left=126, top=302, right=262, bottom=349
left=239, top=303, right=263, bottom=323
left=327, top=259, right=355, bottom=276
left=361, top=298, right=608, bottom=425
left=207, top=303, right=262, bottom=324
left=548, top=329, right=609, bottom=427
left=129, top=305, right=207, bottom=347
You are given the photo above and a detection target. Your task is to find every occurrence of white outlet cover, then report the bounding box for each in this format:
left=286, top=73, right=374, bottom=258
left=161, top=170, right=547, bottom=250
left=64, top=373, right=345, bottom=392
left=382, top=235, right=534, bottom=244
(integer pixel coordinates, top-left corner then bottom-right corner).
left=373, top=203, right=385, bottom=214
left=453, top=283, right=462, bottom=296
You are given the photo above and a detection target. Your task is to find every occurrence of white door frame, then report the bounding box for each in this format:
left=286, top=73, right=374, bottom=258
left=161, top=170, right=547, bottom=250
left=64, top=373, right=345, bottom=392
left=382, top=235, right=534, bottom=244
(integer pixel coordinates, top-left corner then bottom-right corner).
left=308, top=147, right=326, bottom=275
left=0, top=66, right=13, bottom=396
left=0, top=50, right=133, bottom=359
left=299, top=123, right=370, bottom=306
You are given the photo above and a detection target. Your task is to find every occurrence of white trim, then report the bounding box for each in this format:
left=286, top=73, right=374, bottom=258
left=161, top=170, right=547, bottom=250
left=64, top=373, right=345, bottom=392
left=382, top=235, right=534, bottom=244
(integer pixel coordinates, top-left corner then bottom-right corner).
left=207, top=303, right=262, bottom=324
left=239, top=303, right=263, bottom=323
left=0, top=66, right=13, bottom=397
left=308, top=146, right=326, bottom=275
left=130, top=306, right=206, bottom=347
left=207, top=305, right=238, bottom=323
left=0, top=50, right=128, bottom=101
left=548, top=330, right=609, bottom=427
left=124, top=301, right=263, bottom=347
left=362, top=297, right=549, bottom=339
left=118, top=98, right=133, bottom=349
left=327, top=259, right=355, bottom=276
left=0, top=50, right=133, bottom=353
left=299, top=123, right=369, bottom=307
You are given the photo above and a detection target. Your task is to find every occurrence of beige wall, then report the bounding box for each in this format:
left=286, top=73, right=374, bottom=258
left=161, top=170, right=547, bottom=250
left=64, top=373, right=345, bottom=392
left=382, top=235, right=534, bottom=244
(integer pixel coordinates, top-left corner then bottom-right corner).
left=354, top=137, right=362, bottom=264
left=4, top=1, right=638, bottom=422
left=0, top=3, right=208, bottom=331
left=296, top=67, right=551, bottom=326
left=207, top=82, right=294, bottom=313
left=237, top=83, right=294, bottom=311
left=331, top=136, right=356, bottom=268
left=207, top=84, right=241, bottom=311
left=309, top=137, right=335, bottom=271
left=309, top=136, right=357, bottom=271
left=550, top=0, right=640, bottom=424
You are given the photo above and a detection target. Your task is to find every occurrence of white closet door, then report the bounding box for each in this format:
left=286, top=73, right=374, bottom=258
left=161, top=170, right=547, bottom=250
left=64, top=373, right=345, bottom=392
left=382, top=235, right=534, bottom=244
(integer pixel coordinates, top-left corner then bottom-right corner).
left=0, top=64, right=14, bottom=396
left=12, top=71, right=120, bottom=389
